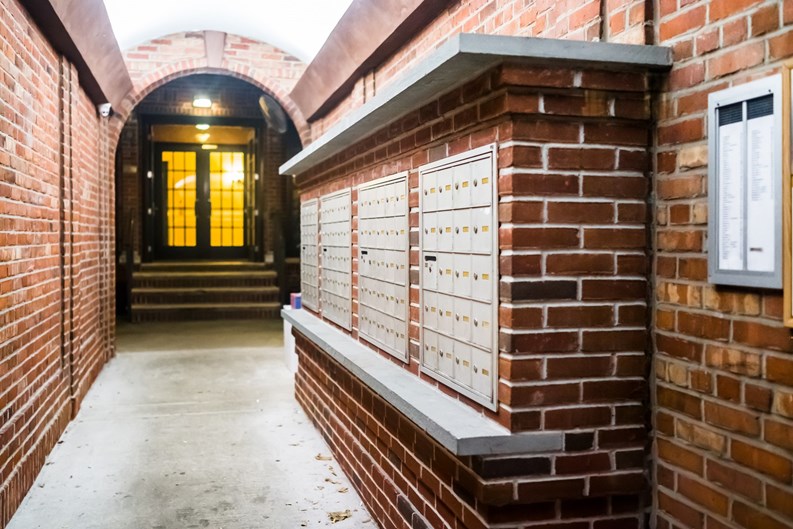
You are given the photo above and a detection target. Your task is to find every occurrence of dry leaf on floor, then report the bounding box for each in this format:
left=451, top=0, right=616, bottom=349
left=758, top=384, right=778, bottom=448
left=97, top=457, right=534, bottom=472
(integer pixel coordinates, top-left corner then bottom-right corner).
left=325, top=477, right=341, bottom=485
left=337, top=487, right=348, bottom=493
left=315, top=454, right=332, bottom=461
left=328, top=510, right=352, bottom=523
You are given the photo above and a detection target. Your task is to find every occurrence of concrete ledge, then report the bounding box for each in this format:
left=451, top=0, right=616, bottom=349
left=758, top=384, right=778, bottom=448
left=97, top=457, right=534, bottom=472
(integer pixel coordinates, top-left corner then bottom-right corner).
left=283, top=308, right=563, bottom=456
left=280, top=32, right=672, bottom=177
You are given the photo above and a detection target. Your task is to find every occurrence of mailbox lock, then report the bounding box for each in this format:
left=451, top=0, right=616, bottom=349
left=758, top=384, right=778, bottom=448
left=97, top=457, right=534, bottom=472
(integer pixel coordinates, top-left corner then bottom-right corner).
left=473, top=365, right=478, bottom=373
left=474, top=273, right=479, bottom=280
left=473, top=179, right=478, bottom=187
left=455, top=357, right=460, bottom=365
left=473, top=226, right=479, bottom=234
left=455, top=271, right=460, bottom=278
left=455, top=313, right=460, bottom=321
left=424, top=228, right=428, bottom=234
left=474, top=319, right=479, bottom=327
left=439, top=187, right=443, bottom=194
left=425, top=305, right=429, bottom=312
left=455, top=227, right=460, bottom=234
left=455, top=182, right=459, bottom=190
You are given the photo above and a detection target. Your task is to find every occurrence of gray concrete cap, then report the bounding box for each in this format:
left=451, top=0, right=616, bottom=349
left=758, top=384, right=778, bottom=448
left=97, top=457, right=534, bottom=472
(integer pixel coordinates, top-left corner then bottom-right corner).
left=283, top=309, right=563, bottom=456
left=280, top=32, right=672, bottom=176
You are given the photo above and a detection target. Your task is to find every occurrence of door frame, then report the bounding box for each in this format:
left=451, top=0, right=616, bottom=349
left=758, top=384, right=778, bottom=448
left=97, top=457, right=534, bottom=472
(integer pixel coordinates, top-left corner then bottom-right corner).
left=140, top=115, right=264, bottom=262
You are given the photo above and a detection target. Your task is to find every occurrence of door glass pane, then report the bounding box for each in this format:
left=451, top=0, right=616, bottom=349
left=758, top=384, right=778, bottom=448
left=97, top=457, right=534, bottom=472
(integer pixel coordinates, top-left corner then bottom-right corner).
left=163, top=150, right=197, bottom=247
left=209, top=151, right=245, bottom=247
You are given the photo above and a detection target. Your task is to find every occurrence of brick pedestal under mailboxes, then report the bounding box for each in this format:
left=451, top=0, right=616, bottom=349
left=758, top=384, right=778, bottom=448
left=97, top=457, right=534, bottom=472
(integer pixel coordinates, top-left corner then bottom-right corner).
left=286, top=40, right=663, bottom=529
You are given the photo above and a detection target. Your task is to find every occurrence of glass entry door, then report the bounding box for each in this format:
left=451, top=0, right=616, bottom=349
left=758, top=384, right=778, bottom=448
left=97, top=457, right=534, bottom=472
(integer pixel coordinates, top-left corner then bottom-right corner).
left=156, top=146, right=249, bottom=259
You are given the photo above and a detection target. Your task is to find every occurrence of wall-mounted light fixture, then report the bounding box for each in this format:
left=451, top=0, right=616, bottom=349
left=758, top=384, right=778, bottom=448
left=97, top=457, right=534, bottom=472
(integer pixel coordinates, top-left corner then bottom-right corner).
left=192, top=97, right=212, bottom=108
left=201, top=144, right=218, bottom=150
left=195, top=123, right=210, bottom=131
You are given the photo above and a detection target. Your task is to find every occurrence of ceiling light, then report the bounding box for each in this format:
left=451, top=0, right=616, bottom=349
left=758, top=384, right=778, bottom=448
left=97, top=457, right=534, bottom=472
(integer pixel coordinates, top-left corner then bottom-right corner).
left=195, top=123, right=210, bottom=131
left=192, top=97, right=212, bottom=108
left=201, top=144, right=218, bottom=150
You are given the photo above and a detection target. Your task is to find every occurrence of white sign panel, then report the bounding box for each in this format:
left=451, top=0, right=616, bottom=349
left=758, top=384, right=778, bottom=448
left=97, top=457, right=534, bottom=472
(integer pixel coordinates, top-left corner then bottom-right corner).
left=707, top=74, right=782, bottom=289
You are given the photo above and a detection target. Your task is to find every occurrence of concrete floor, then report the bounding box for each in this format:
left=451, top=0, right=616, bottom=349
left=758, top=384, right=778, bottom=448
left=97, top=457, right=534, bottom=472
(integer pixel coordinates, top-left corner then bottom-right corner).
left=8, top=320, right=377, bottom=529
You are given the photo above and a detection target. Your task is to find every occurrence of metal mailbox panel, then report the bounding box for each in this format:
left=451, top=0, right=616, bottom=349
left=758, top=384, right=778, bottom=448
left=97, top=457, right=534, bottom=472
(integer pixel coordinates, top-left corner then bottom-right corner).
left=419, top=144, right=498, bottom=410
left=357, top=173, right=410, bottom=361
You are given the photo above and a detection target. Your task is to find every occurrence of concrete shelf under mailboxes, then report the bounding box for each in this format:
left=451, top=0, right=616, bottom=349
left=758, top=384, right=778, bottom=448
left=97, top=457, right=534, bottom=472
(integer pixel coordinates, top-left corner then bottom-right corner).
left=282, top=308, right=563, bottom=456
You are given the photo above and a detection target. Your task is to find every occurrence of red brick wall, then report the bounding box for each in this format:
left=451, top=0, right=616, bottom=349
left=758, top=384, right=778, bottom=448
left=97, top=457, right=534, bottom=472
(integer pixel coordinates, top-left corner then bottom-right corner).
left=0, top=0, right=115, bottom=525
left=294, top=61, right=657, bottom=528
left=309, top=0, right=650, bottom=138
left=654, top=1, right=793, bottom=528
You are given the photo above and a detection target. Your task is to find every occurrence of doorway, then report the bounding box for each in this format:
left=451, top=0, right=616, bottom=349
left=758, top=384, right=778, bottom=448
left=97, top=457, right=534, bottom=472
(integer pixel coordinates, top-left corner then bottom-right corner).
left=149, top=124, right=258, bottom=260
left=156, top=146, right=249, bottom=259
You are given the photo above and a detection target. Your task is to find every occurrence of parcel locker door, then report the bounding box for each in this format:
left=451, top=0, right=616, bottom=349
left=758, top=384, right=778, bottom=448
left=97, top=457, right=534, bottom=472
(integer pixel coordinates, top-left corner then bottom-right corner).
left=453, top=340, right=472, bottom=388
left=453, top=297, right=472, bottom=343
left=396, top=179, right=408, bottom=217
left=471, top=254, right=493, bottom=302
left=454, top=254, right=472, bottom=298
left=422, top=170, right=437, bottom=211
left=422, top=212, right=437, bottom=251
left=437, top=293, right=455, bottom=335
left=470, top=157, right=493, bottom=208
left=436, top=168, right=453, bottom=210
left=471, top=206, right=493, bottom=254
left=437, top=253, right=454, bottom=293
left=453, top=209, right=471, bottom=253
left=437, top=334, right=455, bottom=379
left=423, top=290, right=438, bottom=330
left=472, top=300, right=493, bottom=350
left=437, top=211, right=454, bottom=252
left=471, top=347, right=493, bottom=398
left=423, top=329, right=439, bottom=370
left=396, top=214, right=409, bottom=252
left=453, top=163, right=471, bottom=209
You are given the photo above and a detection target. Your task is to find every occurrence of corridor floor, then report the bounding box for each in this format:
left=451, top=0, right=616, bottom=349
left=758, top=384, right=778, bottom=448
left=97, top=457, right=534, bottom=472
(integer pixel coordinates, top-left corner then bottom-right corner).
left=8, top=320, right=377, bottom=529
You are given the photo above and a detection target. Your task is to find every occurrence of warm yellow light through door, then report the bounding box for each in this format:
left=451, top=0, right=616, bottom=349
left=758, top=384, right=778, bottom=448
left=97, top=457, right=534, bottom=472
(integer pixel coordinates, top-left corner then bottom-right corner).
left=209, top=151, right=245, bottom=247
left=163, top=151, right=197, bottom=247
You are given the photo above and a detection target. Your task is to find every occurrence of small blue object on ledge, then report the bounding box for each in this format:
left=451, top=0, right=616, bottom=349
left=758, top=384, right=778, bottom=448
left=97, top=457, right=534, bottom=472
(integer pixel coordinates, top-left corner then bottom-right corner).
left=290, top=293, right=302, bottom=309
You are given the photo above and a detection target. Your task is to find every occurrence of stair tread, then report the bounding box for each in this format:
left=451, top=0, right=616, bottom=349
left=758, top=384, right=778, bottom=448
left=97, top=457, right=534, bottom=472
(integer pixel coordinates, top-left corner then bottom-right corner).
left=132, top=286, right=278, bottom=293
left=131, top=302, right=282, bottom=310
left=140, top=260, right=267, bottom=267
left=133, top=270, right=276, bottom=278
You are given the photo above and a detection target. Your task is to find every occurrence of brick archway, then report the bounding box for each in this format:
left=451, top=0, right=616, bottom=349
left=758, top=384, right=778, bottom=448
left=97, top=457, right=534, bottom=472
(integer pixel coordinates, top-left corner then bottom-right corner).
left=109, top=31, right=310, bottom=151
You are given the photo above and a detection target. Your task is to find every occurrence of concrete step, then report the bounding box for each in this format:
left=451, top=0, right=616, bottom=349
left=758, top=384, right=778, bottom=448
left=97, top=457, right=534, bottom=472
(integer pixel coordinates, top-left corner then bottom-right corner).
left=132, top=270, right=277, bottom=289
left=139, top=260, right=271, bottom=273
left=131, top=286, right=279, bottom=305
left=130, top=302, right=282, bottom=322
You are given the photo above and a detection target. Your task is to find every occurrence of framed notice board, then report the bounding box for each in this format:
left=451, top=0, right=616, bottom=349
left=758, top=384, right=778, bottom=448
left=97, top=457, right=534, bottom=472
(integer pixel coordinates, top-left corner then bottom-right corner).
left=708, top=74, right=782, bottom=290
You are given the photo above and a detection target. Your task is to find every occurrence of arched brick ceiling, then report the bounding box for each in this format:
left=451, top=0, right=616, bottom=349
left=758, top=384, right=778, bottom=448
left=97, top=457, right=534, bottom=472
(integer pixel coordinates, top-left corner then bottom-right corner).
left=102, top=0, right=353, bottom=61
